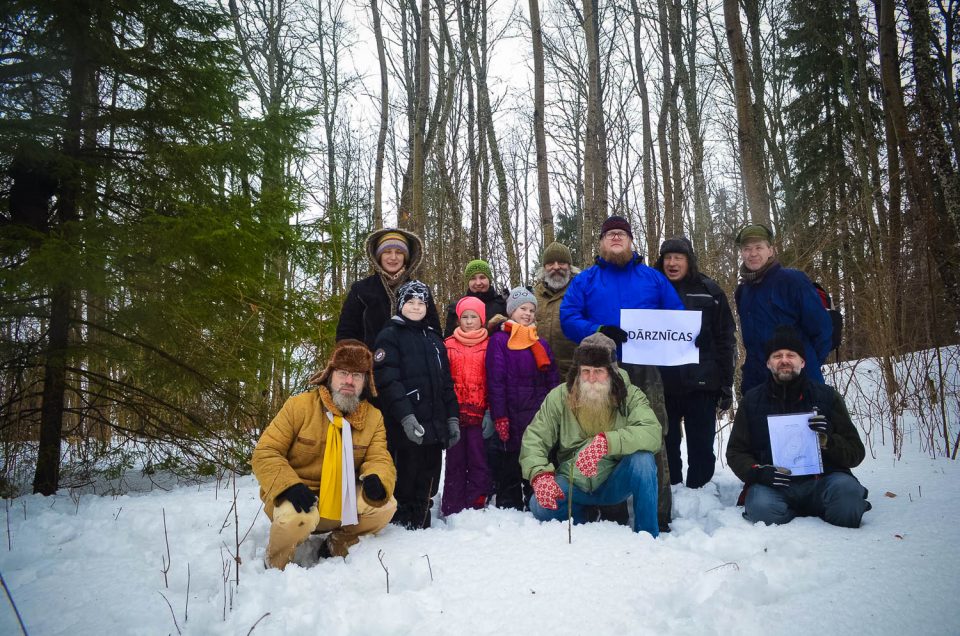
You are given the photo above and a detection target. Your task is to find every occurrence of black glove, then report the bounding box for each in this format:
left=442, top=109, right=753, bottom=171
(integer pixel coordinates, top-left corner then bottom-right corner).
left=278, top=482, right=317, bottom=513
left=749, top=465, right=792, bottom=488
left=361, top=474, right=387, bottom=501
left=808, top=413, right=832, bottom=436
left=694, top=332, right=703, bottom=348
left=718, top=387, right=733, bottom=412
left=598, top=325, right=628, bottom=344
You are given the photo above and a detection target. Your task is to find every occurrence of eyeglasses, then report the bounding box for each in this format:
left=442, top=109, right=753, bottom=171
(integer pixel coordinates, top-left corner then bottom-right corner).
left=333, top=369, right=365, bottom=383
left=603, top=231, right=629, bottom=240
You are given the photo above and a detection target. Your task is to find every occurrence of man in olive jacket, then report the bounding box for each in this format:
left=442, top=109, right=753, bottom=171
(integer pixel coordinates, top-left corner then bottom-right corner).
left=726, top=327, right=870, bottom=528
left=520, top=333, right=662, bottom=537
left=533, top=241, right=581, bottom=380
left=252, top=340, right=397, bottom=570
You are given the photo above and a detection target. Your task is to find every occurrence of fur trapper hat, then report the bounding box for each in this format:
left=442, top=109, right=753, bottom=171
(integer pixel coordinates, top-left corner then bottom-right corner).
left=309, top=339, right=377, bottom=398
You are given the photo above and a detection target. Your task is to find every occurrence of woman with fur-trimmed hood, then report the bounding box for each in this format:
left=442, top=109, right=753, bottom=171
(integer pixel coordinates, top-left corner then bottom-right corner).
left=336, top=227, right=441, bottom=350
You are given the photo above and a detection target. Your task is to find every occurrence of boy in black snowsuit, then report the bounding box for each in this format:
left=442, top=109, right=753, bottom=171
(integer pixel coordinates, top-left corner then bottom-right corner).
left=373, top=280, right=460, bottom=529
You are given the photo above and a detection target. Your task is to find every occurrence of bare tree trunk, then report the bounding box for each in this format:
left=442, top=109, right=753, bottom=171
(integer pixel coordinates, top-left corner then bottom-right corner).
left=882, top=0, right=960, bottom=324
left=657, top=0, right=677, bottom=237
left=35, top=9, right=94, bottom=495
left=722, top=0, right=769, bottom=225
left=630, top=0, right=659, bottom=264
left=460, top=0, right=520, bottom=283
left=529, top=0, right=554, bottom=245
left=371, top=0, right=388, bottom=228
left=409, top=0, right=431, bottom=238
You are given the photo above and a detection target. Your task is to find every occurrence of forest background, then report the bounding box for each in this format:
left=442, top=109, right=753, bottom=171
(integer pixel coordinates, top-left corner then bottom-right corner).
left=1, top=0, right=957, bottom=496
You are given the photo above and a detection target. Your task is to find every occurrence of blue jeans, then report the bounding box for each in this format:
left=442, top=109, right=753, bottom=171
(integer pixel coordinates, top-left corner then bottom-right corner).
left=528, top=451, right=659, bottom=537
left=744, top=472, right=869, bottom=528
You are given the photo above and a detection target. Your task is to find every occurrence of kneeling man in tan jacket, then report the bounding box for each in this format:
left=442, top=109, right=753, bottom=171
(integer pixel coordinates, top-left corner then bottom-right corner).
left=252, top=339, right=397, bottom=570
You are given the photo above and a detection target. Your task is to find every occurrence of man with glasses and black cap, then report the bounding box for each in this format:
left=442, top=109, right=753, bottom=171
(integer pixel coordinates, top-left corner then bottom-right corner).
left=735, top=224, right=833, bottom=395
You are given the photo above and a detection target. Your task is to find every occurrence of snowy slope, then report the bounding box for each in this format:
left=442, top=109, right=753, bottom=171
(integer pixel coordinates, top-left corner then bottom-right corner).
left=1, top=355, right=958, bottom=636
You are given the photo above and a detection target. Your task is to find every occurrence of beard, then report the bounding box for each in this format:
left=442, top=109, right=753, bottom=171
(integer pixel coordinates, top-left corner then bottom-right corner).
left=544, top=267, right=572, bottom=291
left=769, top=365, right=802, bottom=383
left=599, top=244, right=633, bottom=267
left=330, top=387, right=361, bottom=415
left=568, top=377, right=615, bottom=436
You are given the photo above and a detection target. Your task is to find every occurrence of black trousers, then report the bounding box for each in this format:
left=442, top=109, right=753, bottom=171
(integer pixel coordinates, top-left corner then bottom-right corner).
left=391, top=440, right=442, bottom=529
left=665, top=392, right=719, bottom=489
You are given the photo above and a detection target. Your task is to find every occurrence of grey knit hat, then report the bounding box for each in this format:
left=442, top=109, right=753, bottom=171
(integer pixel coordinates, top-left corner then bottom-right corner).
left=506, top=286, right=537, bottom=317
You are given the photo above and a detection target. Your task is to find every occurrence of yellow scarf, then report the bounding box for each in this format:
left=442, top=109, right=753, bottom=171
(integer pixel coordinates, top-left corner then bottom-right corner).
left=317, top=413, right=358, bottom=524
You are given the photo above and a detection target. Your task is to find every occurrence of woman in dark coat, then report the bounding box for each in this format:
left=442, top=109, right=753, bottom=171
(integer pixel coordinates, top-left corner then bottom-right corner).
left=442, top=259, right=507, bottom=337
left=336, top=228, right=441, bottom=350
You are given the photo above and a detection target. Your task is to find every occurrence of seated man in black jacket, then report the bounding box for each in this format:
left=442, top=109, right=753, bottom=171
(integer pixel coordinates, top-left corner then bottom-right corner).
left=726, top=327, right=871, bottom=528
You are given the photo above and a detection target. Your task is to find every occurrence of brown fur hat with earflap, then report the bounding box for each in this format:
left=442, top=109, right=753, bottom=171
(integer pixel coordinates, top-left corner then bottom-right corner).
left=308, top=339, right=377, bottom=399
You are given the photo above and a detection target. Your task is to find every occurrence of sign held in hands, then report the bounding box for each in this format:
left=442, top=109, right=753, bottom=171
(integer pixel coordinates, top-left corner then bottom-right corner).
left=619, top=309, right=702, bottom=366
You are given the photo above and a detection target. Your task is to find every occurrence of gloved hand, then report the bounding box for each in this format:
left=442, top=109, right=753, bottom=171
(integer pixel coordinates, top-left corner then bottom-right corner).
left=718, top=387, right=733, bottom=412
left=361, top=474, right=387, bottom=501
left=598, top=325, right=628, bottom=344
left=749, top=464, right=792, bottom=488
left=401, top=414, right=425, bottom=444
left=495, top=417, right=510, bottom=442
left=278, top=483, right=317, bottom=513
left=531, top=472, right=566, bottom=510
left=694, top=332, right=703, bottom=348
left=446, top=417, right=461, bottom=448
left=575, top=433, right=608, bottom=478
left=808, top=412, right=832, bottom=435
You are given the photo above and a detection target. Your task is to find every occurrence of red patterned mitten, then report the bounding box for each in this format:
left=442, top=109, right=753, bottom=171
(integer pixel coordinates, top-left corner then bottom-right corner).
left=495, top=417, right=510, bottom=442
left=575, top=433, right=608, bottom=478
left=531, top=472, right=565, bottom=510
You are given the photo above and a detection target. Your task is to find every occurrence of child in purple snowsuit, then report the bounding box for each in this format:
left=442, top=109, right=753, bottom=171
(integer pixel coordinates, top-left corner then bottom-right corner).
left=486, top=287, right=559, bottom=509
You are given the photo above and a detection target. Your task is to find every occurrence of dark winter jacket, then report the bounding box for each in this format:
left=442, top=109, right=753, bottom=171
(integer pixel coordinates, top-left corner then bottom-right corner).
left=726, top=375, right=865, bottom=482
left=336, top=228, right=441, bottom=350
left=372, top=315, right=459, bottom=448
left=443, top=287, right=508, bottom=337
left=735, top=262, right=833, bottom=393
left=532, top=266, right=581, bottom=381
left=655, top=272, right=736, bottom=396
left=560, top=252, right=684, bottom=349
left=485, top=329, right=560, bottom=453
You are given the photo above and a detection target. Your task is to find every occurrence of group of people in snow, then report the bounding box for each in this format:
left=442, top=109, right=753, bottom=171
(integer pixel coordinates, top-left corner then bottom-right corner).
left=250, top=216, right=870, bottom=570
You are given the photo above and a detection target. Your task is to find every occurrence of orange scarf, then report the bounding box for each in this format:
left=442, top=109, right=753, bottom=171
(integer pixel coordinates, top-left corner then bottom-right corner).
left=503, top=321, right=552, bottom=371
left=454, top=326, right=488, bottom=346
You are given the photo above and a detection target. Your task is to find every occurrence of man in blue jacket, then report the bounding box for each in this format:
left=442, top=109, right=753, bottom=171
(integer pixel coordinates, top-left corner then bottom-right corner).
left=560, top=215, right=684, bottom=531
left=735, top=224, right=832, bottom=395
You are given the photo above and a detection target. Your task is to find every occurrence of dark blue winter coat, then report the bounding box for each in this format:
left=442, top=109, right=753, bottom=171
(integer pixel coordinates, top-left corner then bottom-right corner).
left=559, top=253, right=684, bottom=348
left=735, top=263, right=833, bottom=393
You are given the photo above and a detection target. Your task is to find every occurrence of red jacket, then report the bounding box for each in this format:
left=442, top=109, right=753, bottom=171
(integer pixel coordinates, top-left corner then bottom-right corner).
left=444, top=335, right=488, bottom=425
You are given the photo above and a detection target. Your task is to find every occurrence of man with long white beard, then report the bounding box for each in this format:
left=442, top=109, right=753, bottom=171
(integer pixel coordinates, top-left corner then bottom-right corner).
left=252, top=339, right=397, bottom=570
left=520, top=333, right=662, bottom=537
left=533, top=242, right=580, bottom=380
left=559, top=215, right=684, bottom=532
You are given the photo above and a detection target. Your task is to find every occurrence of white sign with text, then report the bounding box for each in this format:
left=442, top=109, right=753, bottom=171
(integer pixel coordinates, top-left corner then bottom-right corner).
left=619, top=309, right=702, bottom=366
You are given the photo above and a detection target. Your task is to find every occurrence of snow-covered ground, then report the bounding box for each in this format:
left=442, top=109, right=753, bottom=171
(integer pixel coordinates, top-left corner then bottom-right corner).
left=1, top=354, right=958, bottom=635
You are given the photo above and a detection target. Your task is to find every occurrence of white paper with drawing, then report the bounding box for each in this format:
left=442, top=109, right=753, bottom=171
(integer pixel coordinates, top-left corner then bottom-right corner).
left=767, top=412, right=823, bottom=476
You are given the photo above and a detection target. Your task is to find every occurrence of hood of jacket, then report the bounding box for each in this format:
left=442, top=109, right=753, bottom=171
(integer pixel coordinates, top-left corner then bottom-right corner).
left=365, top=227, right=427, bottom=277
